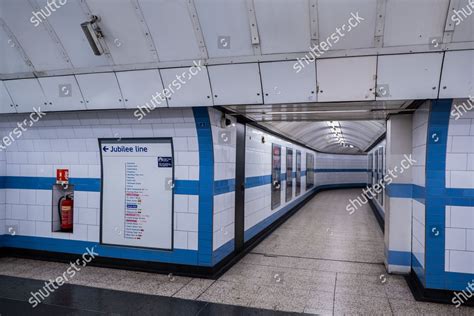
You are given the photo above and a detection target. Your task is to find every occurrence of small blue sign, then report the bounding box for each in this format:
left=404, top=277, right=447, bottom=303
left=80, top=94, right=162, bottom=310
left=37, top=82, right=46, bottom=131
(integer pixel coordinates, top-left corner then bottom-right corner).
left=158, top=156, right=173, bottom=167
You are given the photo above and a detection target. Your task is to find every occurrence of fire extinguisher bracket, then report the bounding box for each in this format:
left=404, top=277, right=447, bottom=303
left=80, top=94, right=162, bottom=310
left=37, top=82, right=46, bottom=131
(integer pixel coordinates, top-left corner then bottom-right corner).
left=51, top=184, right=75, bottom=233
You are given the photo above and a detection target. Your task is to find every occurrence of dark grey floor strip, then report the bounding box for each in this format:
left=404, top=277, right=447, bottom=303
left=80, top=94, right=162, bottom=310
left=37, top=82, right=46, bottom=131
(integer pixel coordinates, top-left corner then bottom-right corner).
left=0, top=275, right=304, bottom=316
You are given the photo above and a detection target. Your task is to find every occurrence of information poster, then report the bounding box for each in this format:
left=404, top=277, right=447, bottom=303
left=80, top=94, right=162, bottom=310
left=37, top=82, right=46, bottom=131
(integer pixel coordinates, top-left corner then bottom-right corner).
left=100, top=138, right=173, bottom=250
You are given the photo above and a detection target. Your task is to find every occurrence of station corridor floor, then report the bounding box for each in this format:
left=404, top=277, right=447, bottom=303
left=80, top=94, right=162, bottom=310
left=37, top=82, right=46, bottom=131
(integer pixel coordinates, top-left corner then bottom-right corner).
left=1, top=189, right=473, bottom=315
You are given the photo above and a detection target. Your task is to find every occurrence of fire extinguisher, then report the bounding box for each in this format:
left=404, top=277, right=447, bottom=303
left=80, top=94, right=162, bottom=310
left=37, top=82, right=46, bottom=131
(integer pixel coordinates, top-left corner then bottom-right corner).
left=58, top=193, right=73, bottom=232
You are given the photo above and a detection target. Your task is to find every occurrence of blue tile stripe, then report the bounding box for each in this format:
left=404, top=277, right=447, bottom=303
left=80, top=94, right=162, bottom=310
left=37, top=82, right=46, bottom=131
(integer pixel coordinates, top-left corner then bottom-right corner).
left=245, top=175, right=271, bottom=188
left=212, top=238, right=235, bottom=264
left=387, top=250, right=411, bottom=266
left=425, top=99, right=451, bottom=289
left=1, top=235, right=199, bottom=265
left=0, top=176, right=101, bottom=192
left=214, top=179, right=235, bottom=196
left=386, top=183, right=428, bottom=205
left=192, top=108, right=214, bottom=266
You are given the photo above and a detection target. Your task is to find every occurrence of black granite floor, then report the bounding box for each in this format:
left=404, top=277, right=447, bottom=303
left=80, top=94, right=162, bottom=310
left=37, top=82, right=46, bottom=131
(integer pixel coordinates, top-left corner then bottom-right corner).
left=0, top=275, right=303, bottom=315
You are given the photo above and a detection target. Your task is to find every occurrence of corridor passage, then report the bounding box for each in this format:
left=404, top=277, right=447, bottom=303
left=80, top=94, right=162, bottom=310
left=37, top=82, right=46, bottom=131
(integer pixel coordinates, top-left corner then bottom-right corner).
left=1, top=189, right=471, bottom=315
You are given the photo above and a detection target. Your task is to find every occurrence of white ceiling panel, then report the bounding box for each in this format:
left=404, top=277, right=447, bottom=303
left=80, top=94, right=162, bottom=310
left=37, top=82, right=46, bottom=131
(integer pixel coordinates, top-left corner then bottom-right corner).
left=0, top=0, right=70, bottom=71
left=195, top=0, right=254, bottom=58
left=34, top=0, right=109, bottom=68
left=377, top=53, right=443, bottom=100
left=0, top=27, right=31, bottom=74
left=318, top=0, right=377, bottom=50
left=160, top=67, right=213, bottom=107
left=86, top=0, right=156, bottom=65
left=0, top=81, right=16, bottom=113
left=440, top=50, right=474, bottom=99
left=75, top=73, right=125, bottom=109
left=139, top=0, right=201, bottom=61
left=4, top=78, right=50, bottom=113
left=384, top=0, right=450, bottom=47
left=254, top=0, right=311, bottom=54
left=260, top=61, right=316, bottom=104
left=208, top=63, right=262, bottom=105
left=452, top=0, right=474, bottom=43
left=38, top=75, right=86, bottom=111
left=317, top=56, right=376, bottom=102
left=116, top=69, right=167, bottom=109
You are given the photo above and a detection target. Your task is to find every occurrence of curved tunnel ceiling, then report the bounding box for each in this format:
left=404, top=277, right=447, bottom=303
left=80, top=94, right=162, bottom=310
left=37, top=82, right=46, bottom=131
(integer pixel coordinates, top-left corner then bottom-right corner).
left=260, top=120, right=386, bottom=154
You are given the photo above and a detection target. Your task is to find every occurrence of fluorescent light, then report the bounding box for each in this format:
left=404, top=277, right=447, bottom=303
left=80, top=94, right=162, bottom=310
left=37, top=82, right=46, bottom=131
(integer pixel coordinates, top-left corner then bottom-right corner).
left=263, top=110, right=370, bottom=115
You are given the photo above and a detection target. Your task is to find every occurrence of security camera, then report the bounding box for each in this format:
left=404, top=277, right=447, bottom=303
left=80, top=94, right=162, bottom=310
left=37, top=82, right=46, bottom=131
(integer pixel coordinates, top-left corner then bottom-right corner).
left=81, top=15, right=105, bottom=56
left=220, top=115, right=233, bottom=128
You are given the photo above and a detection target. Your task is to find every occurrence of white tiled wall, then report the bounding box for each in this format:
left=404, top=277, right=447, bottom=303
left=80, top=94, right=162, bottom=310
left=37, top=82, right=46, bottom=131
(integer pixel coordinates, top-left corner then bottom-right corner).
left=445, top=99, right=474, bottom=273
left=412, top=199, right=425, bottom=268
left=0, top=108, right=200, bottom=250
left=411, top=103, right=429, bottom=269
left=412, top=102, right=429, bottom=187
left=244, top=125, right=312, bottom=232
left=316, top=153, right=369, bottom=186
left=209, top=108, right=236, bottom=251
left=446, top=99, right=474, bottom=189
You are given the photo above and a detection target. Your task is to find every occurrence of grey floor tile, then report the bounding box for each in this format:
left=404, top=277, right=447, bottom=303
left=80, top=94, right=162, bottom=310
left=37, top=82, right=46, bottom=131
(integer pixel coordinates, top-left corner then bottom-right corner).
left=334, top=293, right=392, bottom=315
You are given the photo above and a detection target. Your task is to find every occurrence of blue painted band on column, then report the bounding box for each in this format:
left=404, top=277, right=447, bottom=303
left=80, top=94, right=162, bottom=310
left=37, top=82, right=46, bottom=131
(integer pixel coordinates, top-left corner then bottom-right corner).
left=387, top=250, right=411, bottom=266
left=193, top=107, right=214, bottom=266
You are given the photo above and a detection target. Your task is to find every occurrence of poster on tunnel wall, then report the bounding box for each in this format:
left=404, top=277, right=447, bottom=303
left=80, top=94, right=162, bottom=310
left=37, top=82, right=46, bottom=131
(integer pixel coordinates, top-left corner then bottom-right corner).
left=99, top=138, right=174, bottom=250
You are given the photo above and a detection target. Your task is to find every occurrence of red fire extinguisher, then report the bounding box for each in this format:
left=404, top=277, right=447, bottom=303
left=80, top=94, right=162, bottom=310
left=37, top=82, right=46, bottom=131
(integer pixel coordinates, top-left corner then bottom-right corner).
left=58, top=194, right=73, bottom=232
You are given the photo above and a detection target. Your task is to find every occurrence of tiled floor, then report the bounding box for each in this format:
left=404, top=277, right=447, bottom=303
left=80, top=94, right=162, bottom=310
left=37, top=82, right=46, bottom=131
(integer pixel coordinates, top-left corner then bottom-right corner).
left=1, top=189, right=473, bottom=315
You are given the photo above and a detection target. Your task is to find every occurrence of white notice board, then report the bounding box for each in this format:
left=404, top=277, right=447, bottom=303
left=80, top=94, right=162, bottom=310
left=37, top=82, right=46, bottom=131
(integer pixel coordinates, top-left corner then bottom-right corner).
left=100, top=138, right=173, bottom=250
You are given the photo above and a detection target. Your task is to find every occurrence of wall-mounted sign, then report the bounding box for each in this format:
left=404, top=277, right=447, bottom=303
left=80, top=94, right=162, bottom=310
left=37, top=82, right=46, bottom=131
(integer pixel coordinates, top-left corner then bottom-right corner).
left=56, top=169, right=69, bottom=184
left=100, top=138, right=174, bottom=250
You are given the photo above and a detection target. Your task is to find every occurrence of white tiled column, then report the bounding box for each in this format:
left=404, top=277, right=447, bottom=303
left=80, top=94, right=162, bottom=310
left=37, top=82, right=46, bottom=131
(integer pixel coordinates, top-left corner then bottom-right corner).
left=385, top=114, right=413, bottom=273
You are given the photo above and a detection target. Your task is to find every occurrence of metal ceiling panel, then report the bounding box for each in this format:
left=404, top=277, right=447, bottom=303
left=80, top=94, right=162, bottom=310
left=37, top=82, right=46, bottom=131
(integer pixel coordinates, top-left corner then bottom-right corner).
left=383, top=0, right=450, bottom=47
left=34, top=0, right=109, bottom=68
left=254, top=0, right=311, bottom=54
left=138, top=0, right=201, bottom=62
left=75, top=73, right=125, bottom=109
left=4, top=78, right=50, bottom=113
left=318, top=0, right=377, bottom=50
left=440, top=50, right=474, bottom=99
left=0, top=81, right=16, bottom=113
left=195, top=0, right=254, bottom=58
left=0, top=26, right=32, bottom=74
left=208, top=63, right=262, bottom=105
left=86, top=0, right=156, bottom=65
left=260, top=61, right=316, bottom=104
left=0, top=0, right=70, bottom=71
left=38, top=75, right=86, bottom=111
left=377, top=53, right=443, bottom=100
left=160, top=66, right=213, bottom=107
left=317, top=56, right=376, bottom=102
left=116, top=69, right=167, bottom=109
